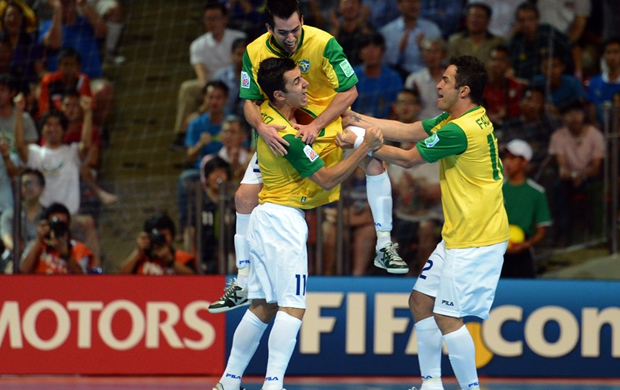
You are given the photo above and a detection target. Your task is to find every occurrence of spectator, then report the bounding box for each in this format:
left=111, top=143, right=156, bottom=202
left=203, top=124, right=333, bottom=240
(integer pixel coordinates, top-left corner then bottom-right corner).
left=38, top=47, right=111, bottom=129
left=171, top=1, right=246, bottom=148
left=20, top=202, right=93, bottom=274
left=507, top=1, right=573, bottom=82
left=191, top=156, right=234, bottom=274
left=466, top=0, right=527, bottom=39
left=483, top=44, right=526, bottom=128
left=329, top=0, right=374, bottom=67
left=531, top=52, right=586, bottom=113
left=390, top=87, right=421, bottom=123
left=447, top=2, right=504, bottom=64
left=119, top=213, right=195, bottom=275
left=420, top=0, right=464, bottom=39
left=59, top=90, right=117, bottom=205
left=322, top=167, right=376, bottom=276
left=0, top=168, right=46, bottom=273
left=226, top=0, right=266, bottom=40
left=549, top=100, right=605, bottom=246
left=587, top=37, right=620, bottom=128
left=212, top=38, right=248, bottom=120
left=538, top=0, right=590, bottom=78
left=86, top=0, right=125, bottom=63
left=501, top=139, right=552, bottom=278
left=0, top=73, right=38, bottom=217
left=0, top=0, right=44, bottom=95
left=500, top=85, right=561, bottom=176
left=200, top=115, right=250, bottom=184
left=351, top=32, right=403, bottom=118
left=404, top=37, right=445, bottom=120
left=177, top=80, right=228, bottom=231
left=379, top=0, right=442, bottom=78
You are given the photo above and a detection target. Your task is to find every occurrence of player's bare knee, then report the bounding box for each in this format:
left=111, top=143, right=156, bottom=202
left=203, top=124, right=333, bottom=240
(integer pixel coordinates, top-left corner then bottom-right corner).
left=361, top=157, right=385, bottom=176
left=234, top=184, right=260, bottom=213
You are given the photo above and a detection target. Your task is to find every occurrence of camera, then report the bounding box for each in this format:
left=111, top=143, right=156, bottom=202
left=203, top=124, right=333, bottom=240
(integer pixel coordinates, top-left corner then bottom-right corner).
left=148, top=229, right=167, bottom=248
left=48, top=217, right=68, bottom=238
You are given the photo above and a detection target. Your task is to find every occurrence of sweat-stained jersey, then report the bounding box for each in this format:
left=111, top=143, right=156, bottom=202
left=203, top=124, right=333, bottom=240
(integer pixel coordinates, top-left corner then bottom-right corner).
left=416, top=106, right=509, bottom=249
left=257, top=101, right=343, bottom=209
left=240, top=25, right=358, bottom=108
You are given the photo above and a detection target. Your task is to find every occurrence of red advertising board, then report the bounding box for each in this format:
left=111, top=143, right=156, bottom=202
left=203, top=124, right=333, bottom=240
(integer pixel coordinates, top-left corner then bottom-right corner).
left=0, top=275, right=227, bottom=375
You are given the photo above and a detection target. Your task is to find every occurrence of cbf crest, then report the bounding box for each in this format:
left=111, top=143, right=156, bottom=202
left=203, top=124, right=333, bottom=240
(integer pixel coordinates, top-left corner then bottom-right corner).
left=298, top=59, right=310, bottom=74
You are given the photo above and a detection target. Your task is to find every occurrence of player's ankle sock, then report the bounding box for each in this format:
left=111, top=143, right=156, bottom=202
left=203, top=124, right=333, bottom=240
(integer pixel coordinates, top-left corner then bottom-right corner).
left=219, top=310, right=268, bottom=389
left=263, top=311, right=302, bottom=390
left=236, top=267, right=250, bottom=289
left=376, top=231, right=391, bottom=250
left=416, top=317, right=444, bottom=389
left=443, top=325, right=479, bottom=390
left=366, top=171, right=393, bottom=250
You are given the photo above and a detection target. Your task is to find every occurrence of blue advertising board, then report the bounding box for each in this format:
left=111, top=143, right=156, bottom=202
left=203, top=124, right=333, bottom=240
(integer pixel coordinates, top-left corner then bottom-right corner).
left=226, top=277, right=620, bottom=378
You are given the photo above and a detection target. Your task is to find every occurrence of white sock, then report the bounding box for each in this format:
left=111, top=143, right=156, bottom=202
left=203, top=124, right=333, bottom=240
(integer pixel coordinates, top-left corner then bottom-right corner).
left=263, top=311, right=302, bottom=390
left=365, top=171, right=393, bottom=250
left=415, top=317, right=444, bottom=390
left=105, top=21, right=124, bottom=54
left=219, top=310, right=268, bottom=390
left=443, top=325, right=480, bottom=390
left=234, top=213, right=251, bottom=288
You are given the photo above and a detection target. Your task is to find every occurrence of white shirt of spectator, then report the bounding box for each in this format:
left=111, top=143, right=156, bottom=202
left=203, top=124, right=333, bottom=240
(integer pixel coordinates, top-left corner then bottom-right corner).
left=405, top=68, right=442, bottom=121
left=190, top=28, right=246, bottom=77
left=26, top=143, right=82, bottom=215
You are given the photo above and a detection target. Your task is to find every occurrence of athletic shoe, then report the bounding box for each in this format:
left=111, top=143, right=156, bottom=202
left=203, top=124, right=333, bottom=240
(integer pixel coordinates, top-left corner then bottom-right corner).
left=374, top=242, right=409, bottom=274
left=208, top=278, right=250, bottom=313
left=213, top=383, right=244, bottom=390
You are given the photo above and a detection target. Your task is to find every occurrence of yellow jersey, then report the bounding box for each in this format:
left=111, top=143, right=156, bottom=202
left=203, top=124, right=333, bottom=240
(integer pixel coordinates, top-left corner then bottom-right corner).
left=416, top=107, right=509, bottom=249
left=257, top=101, right=343, bottom=209
left=240, top=25, right=358, bottom=108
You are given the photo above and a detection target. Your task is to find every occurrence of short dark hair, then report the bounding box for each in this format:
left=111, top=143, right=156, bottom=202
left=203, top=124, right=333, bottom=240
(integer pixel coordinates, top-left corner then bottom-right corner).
left=22, top=168, right=45, bottom=187
left=559, top=99, right=585, bottom=115
left=232, top=37, right=248, bottom=52
left=144, top=213, right=176, bottom=237
left=203, top=0, right=227, bottom=15
left=0, top=73, right=17, bottom=92
left=203, top=155, right=231, bottom=182
left=257, top=57, right=297, bottom=103
left=516, top=1, right=539, bottom=19
left=490, top=44, right=509, bottom=57
left=603, top=36, right=620, bottom=52
left=449, top=55, right=488, bottom=106
left=39, top=110, right=69, bottom=132
left=265, top=0, right=302, bottom=29
left=202, top=80, right=229, bottom=97
left=58, top=47, right=81, bottom=64
left=359, top=32, right=385, bottom=50
left=44, top=202, right=71, bottom=223
left=467, top=2, right=492, bottom=20
left=398, top=88, right=421, bottom=104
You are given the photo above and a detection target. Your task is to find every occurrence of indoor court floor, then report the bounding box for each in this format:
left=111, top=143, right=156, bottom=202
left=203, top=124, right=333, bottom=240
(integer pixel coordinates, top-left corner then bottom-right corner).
left=0, top=376, right=619, bottom=390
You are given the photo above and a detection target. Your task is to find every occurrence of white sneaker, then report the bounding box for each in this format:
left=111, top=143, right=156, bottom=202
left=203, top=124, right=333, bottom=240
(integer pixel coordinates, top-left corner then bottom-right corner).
left=208, top=279, right=250, bottom=314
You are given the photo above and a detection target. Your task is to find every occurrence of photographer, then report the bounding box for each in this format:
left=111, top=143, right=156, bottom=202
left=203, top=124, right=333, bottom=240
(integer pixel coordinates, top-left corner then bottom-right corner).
left=20, top=203, right=93, bottom=274
left=120, top=213, right=195, bottom=275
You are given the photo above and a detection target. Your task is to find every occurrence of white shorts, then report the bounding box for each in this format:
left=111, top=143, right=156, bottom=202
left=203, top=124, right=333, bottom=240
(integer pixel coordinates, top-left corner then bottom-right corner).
left=414, top=240, right=507, bottom=320
left=240, top=151, right=263, bottom=185
left=247, top=203, right=308, bottom=309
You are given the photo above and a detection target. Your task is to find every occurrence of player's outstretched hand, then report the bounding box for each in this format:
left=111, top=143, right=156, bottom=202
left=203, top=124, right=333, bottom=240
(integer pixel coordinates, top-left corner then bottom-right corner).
left=257, top=123, right=288, bottom=156
left=336, top=127, right=358, bottom=149
left=364, top=126, right=383, bottom=152
left=293, top=121, right=320, bottom=144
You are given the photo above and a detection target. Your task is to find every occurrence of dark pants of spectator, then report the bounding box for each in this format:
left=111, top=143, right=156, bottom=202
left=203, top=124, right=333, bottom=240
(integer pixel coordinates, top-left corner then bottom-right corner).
left=502, top=249, right=535, bottom=278
left=552, top=177, right=603, bottom=245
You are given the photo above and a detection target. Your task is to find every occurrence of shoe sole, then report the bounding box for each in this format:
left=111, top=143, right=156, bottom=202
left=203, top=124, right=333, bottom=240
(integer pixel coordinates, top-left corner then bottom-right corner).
left=374, top=260, right=409, bottom=274
left=208, top=300, right=251, bottom=314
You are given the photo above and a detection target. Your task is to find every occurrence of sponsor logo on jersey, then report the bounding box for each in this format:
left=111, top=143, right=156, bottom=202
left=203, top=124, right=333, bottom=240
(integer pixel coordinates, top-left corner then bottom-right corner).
left=298, top=59, right=310, bottom=73
left=303, top=145, right=319, bottom=162
left=441, top=299, right=454, bottom=307
left=241, top=71, right=250, bottom=89
left=424, top=133, right=440, bottom=148
left=339, top=59, right=354, bottom=77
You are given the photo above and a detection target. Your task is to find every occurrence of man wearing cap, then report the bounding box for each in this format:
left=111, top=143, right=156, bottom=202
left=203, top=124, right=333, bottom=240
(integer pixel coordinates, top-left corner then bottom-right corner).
left=501, top=139, right=552, bottom=277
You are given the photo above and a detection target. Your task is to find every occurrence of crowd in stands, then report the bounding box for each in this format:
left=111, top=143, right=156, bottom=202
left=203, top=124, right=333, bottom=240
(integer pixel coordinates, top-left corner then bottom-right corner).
left=2, top=0, right=619, bottom=278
